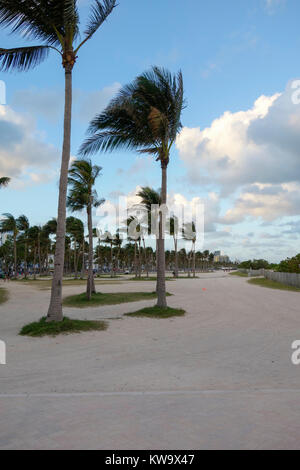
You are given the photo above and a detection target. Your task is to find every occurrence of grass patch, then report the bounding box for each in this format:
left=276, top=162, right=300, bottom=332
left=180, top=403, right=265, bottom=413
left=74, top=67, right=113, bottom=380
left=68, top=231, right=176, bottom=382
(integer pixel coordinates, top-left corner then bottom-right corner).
left=19, top=316, right=108, bottom=337
left=63, top=291, right=171, bottom=308
left=248, top=277, right=300, bottom=292
left=229, top=271, right=248, bottom=277
left=129, top=276, right=174, bottom=281
left=0, top=287, right=9, bottom=305
left=14, top=278, right=123, bottom=290
left=125, top=306, right=185, bottom=319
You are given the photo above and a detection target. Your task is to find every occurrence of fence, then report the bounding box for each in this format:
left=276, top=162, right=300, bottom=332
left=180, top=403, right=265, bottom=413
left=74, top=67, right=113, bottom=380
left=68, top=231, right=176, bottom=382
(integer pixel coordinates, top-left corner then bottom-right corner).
left=239, top=269, right=300, bottom=288
left=264, top=270, right=300, bottom=288
left=238, top=269, right=265, bottom=277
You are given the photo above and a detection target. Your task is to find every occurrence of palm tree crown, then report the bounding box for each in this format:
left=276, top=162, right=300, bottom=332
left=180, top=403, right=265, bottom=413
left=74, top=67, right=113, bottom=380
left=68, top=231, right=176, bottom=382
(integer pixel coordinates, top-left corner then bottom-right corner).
left=0, top=0, right=116, bottom=72
left=80, top=65, right=185, bottom=166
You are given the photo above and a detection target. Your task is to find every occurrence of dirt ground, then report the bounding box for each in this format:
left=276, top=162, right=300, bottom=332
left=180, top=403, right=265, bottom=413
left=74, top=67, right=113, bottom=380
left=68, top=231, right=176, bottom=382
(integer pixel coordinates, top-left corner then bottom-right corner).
left=1, top=273, right=300, bottom=450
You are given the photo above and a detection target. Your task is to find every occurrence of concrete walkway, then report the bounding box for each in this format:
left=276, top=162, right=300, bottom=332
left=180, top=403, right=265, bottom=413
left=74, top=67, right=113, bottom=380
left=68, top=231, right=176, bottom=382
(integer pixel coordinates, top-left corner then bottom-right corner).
left=0, top=274, right=300, bottom=449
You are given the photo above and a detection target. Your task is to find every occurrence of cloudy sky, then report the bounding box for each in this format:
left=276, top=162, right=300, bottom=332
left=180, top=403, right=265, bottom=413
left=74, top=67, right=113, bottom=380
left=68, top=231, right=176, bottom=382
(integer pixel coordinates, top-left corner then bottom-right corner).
left=1, top=0, right=300, bottom=262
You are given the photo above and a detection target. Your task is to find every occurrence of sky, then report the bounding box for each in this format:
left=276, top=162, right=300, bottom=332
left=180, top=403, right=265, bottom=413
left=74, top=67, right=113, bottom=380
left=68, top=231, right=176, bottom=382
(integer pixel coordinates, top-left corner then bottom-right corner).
left=1, top=0, right=300, bottom=262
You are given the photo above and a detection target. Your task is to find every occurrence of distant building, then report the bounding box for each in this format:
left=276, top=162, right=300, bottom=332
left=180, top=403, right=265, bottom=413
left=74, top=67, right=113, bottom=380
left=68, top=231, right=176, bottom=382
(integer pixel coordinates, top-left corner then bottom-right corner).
left=214, top=250, right=230, bottom=264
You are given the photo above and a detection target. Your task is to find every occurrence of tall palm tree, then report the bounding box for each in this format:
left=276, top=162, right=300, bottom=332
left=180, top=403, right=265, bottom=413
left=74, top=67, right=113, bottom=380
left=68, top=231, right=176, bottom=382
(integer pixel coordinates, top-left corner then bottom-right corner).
left=16, top=215, right=30, bottom=277
left=0, top=213, right=18, bottom=276
left=80, top=66, right=185, bottom=308
left=0, top=0, right=117, bottom=321
left=0, top=177, right=10, bottom=188
left=67, top=158, right=104, bottom=300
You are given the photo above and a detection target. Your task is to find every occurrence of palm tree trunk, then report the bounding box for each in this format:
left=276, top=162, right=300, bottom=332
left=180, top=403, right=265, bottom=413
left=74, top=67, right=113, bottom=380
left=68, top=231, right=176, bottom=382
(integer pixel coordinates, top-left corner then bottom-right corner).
left=174, top=236, right=178, bottom=278
left=193, top=243, right=196, bottom=278
left=38, top=233, right=41, bottom=277
left=33, top=245, right=37, bottom=280
left=86, top=204, right=96, bottom=299
left=74, top=238, right=78, bottom=279
left=156, top=162, right=167, bottom=308
left=81, top=242, right=85, bottom=279
left=13, top=232, right=17, bottom=278
left=24, top=241, right=28, bottom=279
left=134, top=242, right=138, bottom=278
left=138, top=239, right=141, bottom=278
left=47, top=66, right=73, bottom=322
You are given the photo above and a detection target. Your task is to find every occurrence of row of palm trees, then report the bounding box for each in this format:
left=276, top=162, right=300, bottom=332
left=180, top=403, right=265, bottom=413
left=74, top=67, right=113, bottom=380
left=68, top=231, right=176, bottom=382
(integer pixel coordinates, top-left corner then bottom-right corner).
left=0, top=214, right=216, bottom=280
left=0, top=1, right=184, bottom=320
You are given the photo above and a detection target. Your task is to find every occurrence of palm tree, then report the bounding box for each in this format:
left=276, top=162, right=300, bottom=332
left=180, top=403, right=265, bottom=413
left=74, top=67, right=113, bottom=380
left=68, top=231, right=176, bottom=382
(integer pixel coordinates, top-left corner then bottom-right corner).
left=80, top=66, right=185, bottom=308
left=0, top=177, right=10, bottom=188
left=16, top=215, right=30, bottom=277
left=167, top=215, right=179, bottom=277
left=27, top=225, right=40, bottom=279
left=0, top=0, right=117, bottom=321
left=136, top=186, right=161, bottom=278
left=0, top=213, right=18, bottom=276
left=66, top=216, right=84, bottom=279
left=67, top=158, right=104, bottom=300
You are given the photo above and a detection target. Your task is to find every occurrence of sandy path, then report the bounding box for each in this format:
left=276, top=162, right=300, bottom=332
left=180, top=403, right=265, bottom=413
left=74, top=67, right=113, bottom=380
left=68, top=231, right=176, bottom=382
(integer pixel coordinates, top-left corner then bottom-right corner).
left=0, top=274, right=300, bottom=449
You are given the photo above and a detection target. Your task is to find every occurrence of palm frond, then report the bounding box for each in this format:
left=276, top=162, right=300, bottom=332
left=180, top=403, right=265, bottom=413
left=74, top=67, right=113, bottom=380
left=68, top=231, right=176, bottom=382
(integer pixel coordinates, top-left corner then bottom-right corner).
left=0, top=45, right=50, bottom=72
left=0, top=176, right=10, bottom=187
left=0, top=1, right=64, bottom=45
left=83, top=0, right=116, bottom=40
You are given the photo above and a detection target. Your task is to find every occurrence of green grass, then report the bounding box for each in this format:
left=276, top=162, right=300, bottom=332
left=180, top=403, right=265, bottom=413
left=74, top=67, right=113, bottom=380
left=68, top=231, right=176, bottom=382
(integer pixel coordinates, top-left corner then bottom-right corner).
left=0, top=287, right=9, bottom=305
left=229, top=271, right=248, bottom=277
left=248, top=277, right=300, bottom=292
left=129, top=276, right=174, bottom=281
left=19, top=316, right=108, bottom=337
left=63, top=291, right=171, bottom=308
left=125, top=306, right=186, bottom=319
left=13, top=278, right=123, bottom=290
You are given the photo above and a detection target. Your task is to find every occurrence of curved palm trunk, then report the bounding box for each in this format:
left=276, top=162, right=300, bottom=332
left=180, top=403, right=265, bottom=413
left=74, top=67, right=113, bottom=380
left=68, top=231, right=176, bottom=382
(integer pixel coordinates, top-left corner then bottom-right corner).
left=156, top=162, right=167, bottom=308
left=86, top=203, right=96, bottom=299
left=47, top=67, right=73, bottom=322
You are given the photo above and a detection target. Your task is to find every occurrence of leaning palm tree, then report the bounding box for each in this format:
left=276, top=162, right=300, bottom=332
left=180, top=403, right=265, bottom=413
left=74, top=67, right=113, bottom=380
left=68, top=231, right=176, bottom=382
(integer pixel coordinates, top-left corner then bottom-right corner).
left=67, top=158, right=104, bottom=300
left=0, top=0, right=117, bottom=321
left=0, top=213, right=18, bottom=276
left=80, top=66, right=185, bottom=308
left=0, top=177, right=10, bottom=188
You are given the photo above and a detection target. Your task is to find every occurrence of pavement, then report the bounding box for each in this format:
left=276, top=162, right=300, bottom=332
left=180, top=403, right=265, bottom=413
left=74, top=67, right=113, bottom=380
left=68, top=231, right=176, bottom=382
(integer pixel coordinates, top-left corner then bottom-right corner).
left=0, top=273, right=300, bottom=450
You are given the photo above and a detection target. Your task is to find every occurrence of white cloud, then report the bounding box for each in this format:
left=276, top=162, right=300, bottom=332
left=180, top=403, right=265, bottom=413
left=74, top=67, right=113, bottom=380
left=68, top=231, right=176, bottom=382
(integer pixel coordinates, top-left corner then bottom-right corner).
left=0, top=104, right=59, bottom=185
left=77, top=82, right=121, bottom=122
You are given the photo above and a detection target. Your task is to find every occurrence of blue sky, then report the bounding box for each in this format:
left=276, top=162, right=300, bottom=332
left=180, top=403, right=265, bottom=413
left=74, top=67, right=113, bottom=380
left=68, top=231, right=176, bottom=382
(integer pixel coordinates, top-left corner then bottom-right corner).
left=1, top=0, right=300, bottom=262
